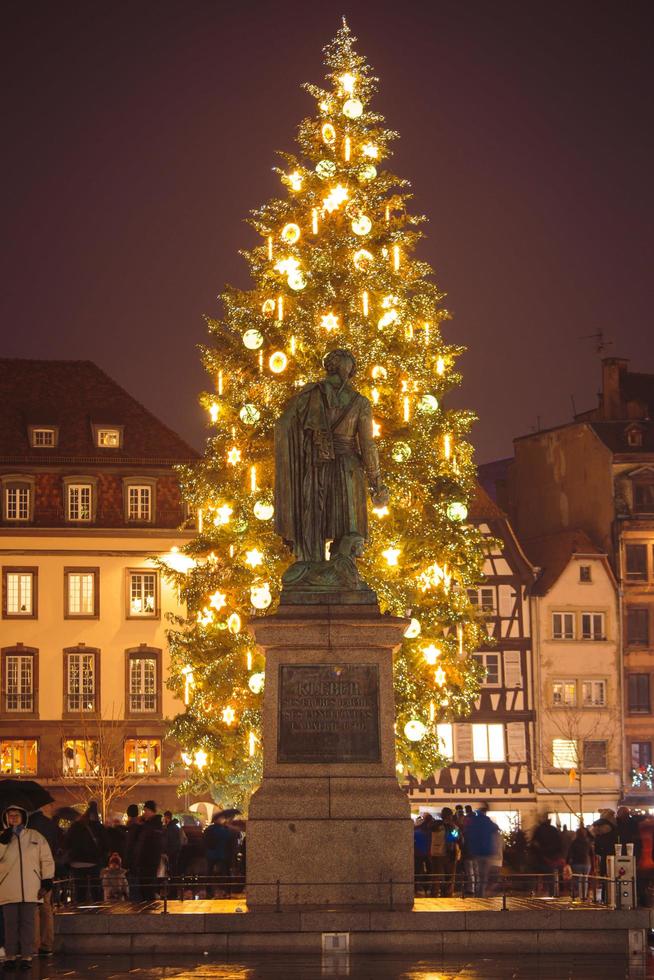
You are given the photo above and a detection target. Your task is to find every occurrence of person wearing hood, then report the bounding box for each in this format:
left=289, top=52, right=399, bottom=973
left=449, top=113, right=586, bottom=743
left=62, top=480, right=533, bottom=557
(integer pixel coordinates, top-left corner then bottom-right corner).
left=0, top=806, right=55, bottom=971
left=134, top=801, right=163, bottom=900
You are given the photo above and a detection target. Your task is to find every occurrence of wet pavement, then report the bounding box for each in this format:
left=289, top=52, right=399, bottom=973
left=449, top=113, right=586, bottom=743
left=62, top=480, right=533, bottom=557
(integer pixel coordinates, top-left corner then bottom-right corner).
left=3, top=952, right=651, bottom=979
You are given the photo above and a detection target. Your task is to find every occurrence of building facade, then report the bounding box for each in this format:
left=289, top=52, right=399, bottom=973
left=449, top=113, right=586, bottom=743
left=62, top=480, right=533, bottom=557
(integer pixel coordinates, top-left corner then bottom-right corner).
left=490, top=356, right=654, bottom=806
left=0, top=359, right=199, bottom=815
left=526, top=531, right=621, bottom=824
left=409, top=487, right=538, bottom=830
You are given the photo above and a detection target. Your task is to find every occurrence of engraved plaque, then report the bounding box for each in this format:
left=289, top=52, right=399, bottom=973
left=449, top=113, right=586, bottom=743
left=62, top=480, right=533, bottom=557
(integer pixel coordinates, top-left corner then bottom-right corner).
left=278, top=663, right=381, bottom=763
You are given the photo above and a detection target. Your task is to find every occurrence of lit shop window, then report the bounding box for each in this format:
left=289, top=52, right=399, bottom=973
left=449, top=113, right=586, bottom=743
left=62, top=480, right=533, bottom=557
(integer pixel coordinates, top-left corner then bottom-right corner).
left=124, top=738, right=161, bottom=774
left=1, top=739, right=37, bottom=775
left=62, top=739, right=99, bottom=776
left=552, top=738, right=577, bottom=770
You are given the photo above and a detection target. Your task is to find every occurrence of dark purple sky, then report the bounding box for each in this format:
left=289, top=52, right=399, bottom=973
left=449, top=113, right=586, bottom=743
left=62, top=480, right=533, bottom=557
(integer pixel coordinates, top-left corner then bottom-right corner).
left=3, top=1, right=653, bottom=462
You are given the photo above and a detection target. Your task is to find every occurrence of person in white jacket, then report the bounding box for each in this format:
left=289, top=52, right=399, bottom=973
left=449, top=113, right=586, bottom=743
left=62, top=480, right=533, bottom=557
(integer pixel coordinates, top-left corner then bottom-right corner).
left=0, top=806, right=55, bottom=971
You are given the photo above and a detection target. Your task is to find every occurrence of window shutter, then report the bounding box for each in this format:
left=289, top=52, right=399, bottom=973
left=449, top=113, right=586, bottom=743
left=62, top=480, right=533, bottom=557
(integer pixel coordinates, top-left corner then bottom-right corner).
left=453, top=723, right=473, bottom=762
left=507, top=722, right=527, bottom=762
left=504, top=651, right=522, bottom=688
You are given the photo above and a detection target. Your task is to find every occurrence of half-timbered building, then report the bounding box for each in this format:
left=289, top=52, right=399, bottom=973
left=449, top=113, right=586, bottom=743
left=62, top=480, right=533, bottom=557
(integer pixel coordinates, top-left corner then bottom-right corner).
left=409, top=486, right=538, bottom=830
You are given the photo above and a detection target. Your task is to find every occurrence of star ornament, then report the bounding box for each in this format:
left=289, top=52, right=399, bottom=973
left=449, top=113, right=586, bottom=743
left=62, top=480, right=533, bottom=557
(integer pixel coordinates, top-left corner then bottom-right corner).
left=245, top=548, right=264, bottom=568
left=323, top=184, right=349, bottom=213
left=221, top=706, right=236, bottom=726
left=227, top=447, right=242, bottom=466
left=320, top=312, right=340, bottom=332
left=215, top=504, right=233, bottom=525
left=382, top=546, right=401, bottom=567
left=209, top=590, right=227, bottom=612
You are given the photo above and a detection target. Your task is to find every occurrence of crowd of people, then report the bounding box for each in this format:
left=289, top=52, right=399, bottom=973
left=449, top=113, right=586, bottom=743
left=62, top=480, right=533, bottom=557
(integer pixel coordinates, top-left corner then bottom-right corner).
left=414, top=804, right=654, bottom=901
left=0, top=797, right=246, bottom=968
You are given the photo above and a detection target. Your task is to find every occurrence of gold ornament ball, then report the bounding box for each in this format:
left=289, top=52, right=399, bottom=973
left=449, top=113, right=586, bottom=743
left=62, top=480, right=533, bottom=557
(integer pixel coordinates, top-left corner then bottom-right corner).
left=358, top=164, right=377, bottom=182
left=281, top=223, right=301, bottom=244
left=447, top=501, right=468, bottom=522
left=315, top=159, right=336, bottom=180
left=351, top=215, right=372, bottom=236
left=404, top=617, right=421, bottom=639
left=418, top=394, right=439, bottom=413
left=287, top=270, right=307, bottom=291
left=243, top=329, right=264, bottom=350
left=391, top=442, right=412, bottom=462
left=342, top=98, right=363, bottom=119
left=253, top=501, right=274, bottom=521
left=239, top=404, right=261, bottom=425
left=404, top=719, right=427, bottom=742
left=261, top=299, right=275, bottom=318
left=248, top=671, right=266, bottom=694
left=250, top=583, right=272, bottom=609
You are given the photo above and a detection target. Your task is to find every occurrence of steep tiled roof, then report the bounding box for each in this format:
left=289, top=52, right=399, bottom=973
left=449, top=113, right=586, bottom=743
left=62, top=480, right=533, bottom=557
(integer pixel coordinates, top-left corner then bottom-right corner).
left=589, top=420, right=654, bottom=454
left=469, top=483, right=506, bottom=521
left=0, top=359, right=199, bottom=463
left=524, top=529, right=605, bottom=595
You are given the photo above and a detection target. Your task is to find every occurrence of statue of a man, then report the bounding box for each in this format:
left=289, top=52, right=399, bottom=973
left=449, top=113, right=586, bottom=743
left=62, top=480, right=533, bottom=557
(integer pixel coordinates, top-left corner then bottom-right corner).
left=274, top=349, right=389, bottom=573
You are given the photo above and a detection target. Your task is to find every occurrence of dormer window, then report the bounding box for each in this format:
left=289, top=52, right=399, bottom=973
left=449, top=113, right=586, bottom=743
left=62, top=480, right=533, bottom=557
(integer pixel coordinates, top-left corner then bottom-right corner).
left=29, top=426, right=58, bottom=448
left=92, top=425, right=123, bottom=449
left=627, top=425, right=644, bottom=448
left=633, top=478, right=654, bottom=514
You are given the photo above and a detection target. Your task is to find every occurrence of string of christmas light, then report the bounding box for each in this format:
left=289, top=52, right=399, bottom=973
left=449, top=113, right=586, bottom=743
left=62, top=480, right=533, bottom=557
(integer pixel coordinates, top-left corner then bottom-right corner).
left=162, top=20, right=487, bottom=807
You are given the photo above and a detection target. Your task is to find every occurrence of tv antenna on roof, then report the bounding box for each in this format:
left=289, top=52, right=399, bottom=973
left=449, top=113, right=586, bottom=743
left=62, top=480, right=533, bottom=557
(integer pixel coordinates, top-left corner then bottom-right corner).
left=579, top=329, right=613, bottom=355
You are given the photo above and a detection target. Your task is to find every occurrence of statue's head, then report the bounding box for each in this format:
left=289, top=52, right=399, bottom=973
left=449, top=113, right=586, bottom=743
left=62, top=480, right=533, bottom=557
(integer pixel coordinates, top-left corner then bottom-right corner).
left=323, top=348, right=356, bottom=382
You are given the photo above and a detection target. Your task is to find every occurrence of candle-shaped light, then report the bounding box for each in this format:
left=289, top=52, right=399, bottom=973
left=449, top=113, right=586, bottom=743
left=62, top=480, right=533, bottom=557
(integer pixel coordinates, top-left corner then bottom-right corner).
left=258, top=350, right=263, bottom=372
left=267, top=236, right=273, bottom=261
left=290, top=335, right=296, bottom=354
left=250, top=465, right=257, bottom=493
left=362, top=290, right=369, bottom=316
left=424, top=323, right=430, bottom=347
left=277, top=296, right=284, bottom=321
left=444, top=433, right=452, bottom=459
left=246, top=650, right=253, bottom=671
left=344, top=136, right=351, bottom=161
left=248, top=731, right=256, bottom=757
left=403, top=396, right=410, bottom=422
left=197, top=509, right=203, bottom=533
left=385, top=204, right=390, bottom=223
left=312, top=208, right=319, bottom=234
left=393, top=244, right=400, bottom=271
left=436, top=356, right=445, bottom=375
left=217, top=370, right=224, bottom=396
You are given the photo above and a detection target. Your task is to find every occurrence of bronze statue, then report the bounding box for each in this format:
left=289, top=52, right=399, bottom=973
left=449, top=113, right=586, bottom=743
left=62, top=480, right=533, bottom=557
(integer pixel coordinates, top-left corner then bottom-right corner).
left=274, top=349, right=389, bottom=601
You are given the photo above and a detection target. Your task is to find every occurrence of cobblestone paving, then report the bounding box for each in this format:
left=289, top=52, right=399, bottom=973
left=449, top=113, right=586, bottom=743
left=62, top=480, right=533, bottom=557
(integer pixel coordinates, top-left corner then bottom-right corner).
left=10, top=951, right=648, bottom=979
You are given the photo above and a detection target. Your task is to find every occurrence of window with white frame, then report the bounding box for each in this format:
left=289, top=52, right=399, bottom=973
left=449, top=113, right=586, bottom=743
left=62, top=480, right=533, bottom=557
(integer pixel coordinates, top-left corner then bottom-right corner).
left=65, top=570, right=97, bottom=617
left=31, top=428, right=56, bottom=447
left=97, top=428, right=121, bottom=448
left=552, top=738, right=577, bottom=770
left=468, top=587, right=495, bottom=613
left=1, top=739, right=37, bottom=775
left=581, top=679, right=607, bottom=707
left=472, top=723, right=505, bottom=762
left=3, top=570, right=35, bottom=617
left=128, top=571, right=158, bottom=617
left=581, top=612, right=605, bottom=641
left=5, top=652, right=34, bottom=712
left=552, top=680, right=577, bottom=707
left=65, top=651, right=96, bottom=712
left=472, top=652, right=501, bottom=686
left=129, top=657, right=157, bottom=712
left=124, top=738, right=162, bottom=774
left=5, top=485, right=30, bottom=522
left=127, top=486, right=151, bottom=522
left=552, top=612, right=575, bottom=640
left=67, top=484, right=92, bottom=522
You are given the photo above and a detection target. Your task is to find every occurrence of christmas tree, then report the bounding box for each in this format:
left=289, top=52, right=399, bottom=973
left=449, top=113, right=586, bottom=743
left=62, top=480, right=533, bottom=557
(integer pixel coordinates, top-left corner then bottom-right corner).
left=164, top=21, right=486, bottom=808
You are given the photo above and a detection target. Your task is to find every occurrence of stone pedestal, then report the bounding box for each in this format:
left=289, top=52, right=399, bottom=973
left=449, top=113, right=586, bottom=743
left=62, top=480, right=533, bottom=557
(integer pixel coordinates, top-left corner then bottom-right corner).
left=246, top=603, right=413, bottom=908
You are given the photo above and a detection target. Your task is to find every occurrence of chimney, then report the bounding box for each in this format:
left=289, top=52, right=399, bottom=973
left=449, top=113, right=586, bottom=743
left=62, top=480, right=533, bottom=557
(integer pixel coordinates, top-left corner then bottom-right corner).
left=601, top=357, right=629, bottom=420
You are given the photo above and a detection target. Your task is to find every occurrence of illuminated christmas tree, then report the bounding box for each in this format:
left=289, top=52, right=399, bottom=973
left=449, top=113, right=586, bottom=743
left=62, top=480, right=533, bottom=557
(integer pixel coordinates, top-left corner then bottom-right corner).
left=164, top=21, right=486, bottom=807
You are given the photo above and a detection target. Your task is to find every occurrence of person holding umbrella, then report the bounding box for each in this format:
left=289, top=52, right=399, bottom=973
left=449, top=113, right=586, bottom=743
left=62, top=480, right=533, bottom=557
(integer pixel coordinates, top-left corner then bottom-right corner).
left=0, top=805, right=55, bottom=970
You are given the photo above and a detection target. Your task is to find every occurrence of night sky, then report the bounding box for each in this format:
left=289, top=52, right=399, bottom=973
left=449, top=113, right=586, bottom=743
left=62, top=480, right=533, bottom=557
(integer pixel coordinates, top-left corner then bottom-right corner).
left=3, top=1, right=653, bottom=463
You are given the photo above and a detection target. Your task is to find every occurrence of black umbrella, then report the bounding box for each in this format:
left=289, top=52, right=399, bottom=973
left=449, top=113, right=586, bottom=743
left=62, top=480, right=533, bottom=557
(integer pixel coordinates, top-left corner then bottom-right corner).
left=214, top=808, right=242, bottom=821
left=0, top=779, right=54, bottom=812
